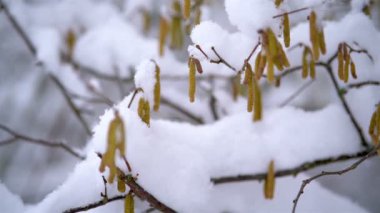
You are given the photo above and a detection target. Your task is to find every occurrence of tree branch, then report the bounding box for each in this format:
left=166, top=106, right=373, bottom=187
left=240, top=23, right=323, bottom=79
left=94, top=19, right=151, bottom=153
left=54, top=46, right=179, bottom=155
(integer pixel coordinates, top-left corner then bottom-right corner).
left=0, top=124, right=85, bottom=160
left=63, top=195, right=126, bottom=213
left=122, top=174, right=176, bottom=213
left=292, top=144, right=380, bottom=213
left=211, top=147, right=373, bottom=184
left=346, top=81, right=380, bottom=89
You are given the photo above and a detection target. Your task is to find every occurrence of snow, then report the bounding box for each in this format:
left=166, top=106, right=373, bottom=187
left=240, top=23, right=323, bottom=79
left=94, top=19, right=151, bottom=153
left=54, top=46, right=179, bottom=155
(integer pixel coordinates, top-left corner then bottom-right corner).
left=25, top=95, right=368, bottom=212
left=134, top=60, right=157, bottom=103
left=225, top=0, right=280, bottom=36
left=0, top=183, right=24, bottom=213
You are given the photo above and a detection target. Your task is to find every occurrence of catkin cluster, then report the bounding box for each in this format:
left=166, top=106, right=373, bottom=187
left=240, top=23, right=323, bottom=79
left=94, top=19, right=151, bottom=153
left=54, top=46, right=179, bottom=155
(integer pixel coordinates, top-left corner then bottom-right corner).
left=99, top=111, right=126, bottom=183
left=309, top=11, right=326, bottom=61
left=260, top=28, right=291, bottom=83
left=337, top=43, right=357, bottom=83
left=158, top=0, right=202, bottom=56
left=243, top=62, right=262, bottom=121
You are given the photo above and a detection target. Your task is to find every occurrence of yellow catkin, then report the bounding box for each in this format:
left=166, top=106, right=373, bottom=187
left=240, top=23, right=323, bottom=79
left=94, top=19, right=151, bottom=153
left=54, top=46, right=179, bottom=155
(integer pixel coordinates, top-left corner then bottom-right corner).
left=362, top=5, right=371, bottom=17
left=309, top=11, right=320, bottom=61
left=275, top=77, right=281, bottom=88
left=143, top=100, right=150, bottom=126
left=310, top=59, right=316, bottom=79
left=189, top=58, right=196, bottom=102
left=138, top=98, right=145, bottom=120
left=376, top=106, right=380, bottom=134
left=99, top=112, right=125, bottom=183
left=318, top=28, right=326, bottom=55
left=302, top=48, right=309, bottom=79
left=264, top=160, right=275, bottom=199
left=159, top=17, right=169, bottom=56
left=342, top=43, right=349, bottom=61
left=246, top=63, right=254, bottom=112
left=117, top=173, right=126, bottom=193
left=232, top=74, right=241, bottom=101
left=193, top=58, right=203, bottom=74
left=267, top=29, right=278, bottom=63
left=65, top=29, right=76, bottom=60
left=277, top=42, right=290, bottom=68
left=258, top=54, right=267, bottom=80
left=267, top=57, right=275, bottom=83
left=369, top=111, right=377, bottom=136
left=337, top=45, right=344, bottom=80
left=137, top=98, right=150, bottom=126
left=170, top=16, right=183, bottom=49
left=275, top=0, right=283, bottom=7
left=283, top=13, right=290, bottom=48
left=195, top=7, right=202, bottom=25
left=254, top=52, right=262, bottom=79
left=343, top=55, right=350, bottom=83
left=142, top=10, right=152, bottom=34
left=124, top=193, right=134, bottom=213
left=253, top=77, right=262, bottom=121
left=153, top=65, right=161, bottom=112
left=350, top=61, right=357, bottom=79
left=243, top=62, right=252, bottom=84
left=184, top=0, right=191, bottom=19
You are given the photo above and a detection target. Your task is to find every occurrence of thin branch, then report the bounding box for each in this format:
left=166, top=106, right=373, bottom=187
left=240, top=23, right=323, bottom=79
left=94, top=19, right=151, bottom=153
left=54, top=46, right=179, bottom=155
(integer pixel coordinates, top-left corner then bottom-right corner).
left=210, top=46, right=237, bottom=72
left=161, top=97, right=204, bottom=124
left=279, top=80, right=314, bottom=107
left=346, top=81, right=380, bottom=89
left=292, top=144, right=380, bottom=213
left=273, top=7, right=309, bottom=19
left=211, top=147, right=373, bottom=185
left=0, top=1, right=36, bottom=55
left=0, top=124, right=85, bottom=160
left=64, top=195, right=126, bottom=213
left=49, top=74, right=92, bottom=135
left=122, top=174, right=176, bottom=213
left=127, top=88, right=143, bottom=108
left=318, top=62, right=369, bottom=148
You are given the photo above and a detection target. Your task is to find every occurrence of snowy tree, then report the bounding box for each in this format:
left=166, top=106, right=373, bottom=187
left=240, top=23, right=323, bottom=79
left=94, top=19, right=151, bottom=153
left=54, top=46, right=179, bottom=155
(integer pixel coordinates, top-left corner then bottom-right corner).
left=0, top=0, right=380, bottom=212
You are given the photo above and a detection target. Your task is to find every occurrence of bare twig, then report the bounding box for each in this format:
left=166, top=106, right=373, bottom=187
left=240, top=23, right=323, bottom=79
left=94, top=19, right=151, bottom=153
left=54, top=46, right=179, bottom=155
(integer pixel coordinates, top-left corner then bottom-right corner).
left=318, top=61, right=369, bottom=148
left=49, top=75, right=92, bottom=135
left=122, top=174, right=176, bottom=213
left=127, top=88, right=144, bottom=108
left=346, top=81, right=380, bottom=89
left=161, top=97, right=204, bottom=124
left=211, top=148, right=373, bottom=184
left=273, top=7, right=309, bottom=19
left=100, top=176, right=108, bottom=200
left=0, top=124, right=85, bottom=159
left=279, top=80, right=314, bottom=107
left=0, top=1, right=36, bottom=55
left=210, top=46, right=237, bottom=72
left=292, top=144, right=380, bottom=213
left=64, top=194, right=126, bottom=213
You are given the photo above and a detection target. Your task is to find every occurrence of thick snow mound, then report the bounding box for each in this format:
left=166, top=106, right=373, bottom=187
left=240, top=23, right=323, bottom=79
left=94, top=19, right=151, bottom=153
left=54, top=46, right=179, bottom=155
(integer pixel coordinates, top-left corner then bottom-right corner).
left=26, top=94, right=367, bottom=212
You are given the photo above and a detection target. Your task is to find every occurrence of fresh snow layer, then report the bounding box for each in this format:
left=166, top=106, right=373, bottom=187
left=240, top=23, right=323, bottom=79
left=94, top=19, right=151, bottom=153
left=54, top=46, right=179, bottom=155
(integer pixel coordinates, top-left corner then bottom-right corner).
left=26, top=95, right=367, bottom=212
left=0, top=183, right=25, bottom=213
